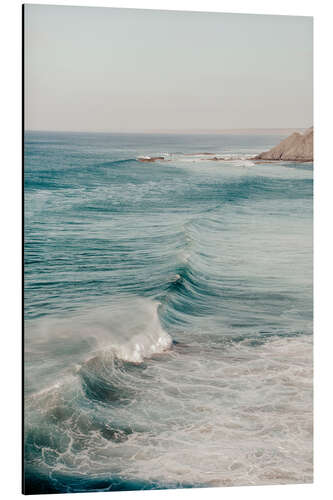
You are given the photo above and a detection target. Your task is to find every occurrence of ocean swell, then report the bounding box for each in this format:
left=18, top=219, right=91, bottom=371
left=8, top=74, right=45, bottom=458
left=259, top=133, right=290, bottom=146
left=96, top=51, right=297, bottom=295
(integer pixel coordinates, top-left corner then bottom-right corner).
left=24, top=131, right=313, bottom=493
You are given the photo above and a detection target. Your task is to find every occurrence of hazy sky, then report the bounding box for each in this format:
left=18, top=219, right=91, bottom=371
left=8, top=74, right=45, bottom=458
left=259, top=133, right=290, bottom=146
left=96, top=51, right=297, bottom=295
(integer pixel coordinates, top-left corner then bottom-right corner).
left=25, top=5, right=313, bottom=132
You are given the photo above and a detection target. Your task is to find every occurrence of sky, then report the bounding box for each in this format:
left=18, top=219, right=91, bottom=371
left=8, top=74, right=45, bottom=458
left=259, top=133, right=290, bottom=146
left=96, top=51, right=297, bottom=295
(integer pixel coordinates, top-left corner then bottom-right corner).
left=24, top=5, right=313, bottom=132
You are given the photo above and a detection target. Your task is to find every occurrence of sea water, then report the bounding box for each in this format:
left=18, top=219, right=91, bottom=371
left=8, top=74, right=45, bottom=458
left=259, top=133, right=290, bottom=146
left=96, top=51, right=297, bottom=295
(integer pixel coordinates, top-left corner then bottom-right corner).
left=24, top=132, right=313, bottom=493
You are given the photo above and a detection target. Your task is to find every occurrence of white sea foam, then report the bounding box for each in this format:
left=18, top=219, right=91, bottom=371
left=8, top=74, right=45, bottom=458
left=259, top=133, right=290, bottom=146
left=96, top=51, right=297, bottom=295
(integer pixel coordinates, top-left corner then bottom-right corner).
left=137, top=152, right=257, bottom=164
left=26, top=334, right=312, bottom=488
left=106, top=298, right=172, bottom=362
left=25, top=298, right=172, bottom=395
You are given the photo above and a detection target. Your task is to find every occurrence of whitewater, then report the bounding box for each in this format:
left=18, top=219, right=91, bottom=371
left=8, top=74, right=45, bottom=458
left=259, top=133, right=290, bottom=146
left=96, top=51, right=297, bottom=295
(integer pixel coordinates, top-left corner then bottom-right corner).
left=24, top=132, right=313, bottom=493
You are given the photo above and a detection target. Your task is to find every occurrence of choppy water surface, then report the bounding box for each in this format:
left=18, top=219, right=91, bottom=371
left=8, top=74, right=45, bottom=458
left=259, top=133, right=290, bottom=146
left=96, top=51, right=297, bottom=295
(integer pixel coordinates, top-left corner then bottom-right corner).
left=24, top=132, right=313, bottom=493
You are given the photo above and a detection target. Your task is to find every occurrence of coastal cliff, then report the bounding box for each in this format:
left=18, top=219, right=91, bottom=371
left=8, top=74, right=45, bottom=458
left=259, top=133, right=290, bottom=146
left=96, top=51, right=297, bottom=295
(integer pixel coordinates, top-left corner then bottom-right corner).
left=255, top=127, right=313, bottom=162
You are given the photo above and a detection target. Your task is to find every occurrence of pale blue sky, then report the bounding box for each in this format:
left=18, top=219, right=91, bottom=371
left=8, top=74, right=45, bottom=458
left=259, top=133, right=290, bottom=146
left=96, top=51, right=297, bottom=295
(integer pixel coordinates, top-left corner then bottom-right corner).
left=25, top=5, right=313, bottom=132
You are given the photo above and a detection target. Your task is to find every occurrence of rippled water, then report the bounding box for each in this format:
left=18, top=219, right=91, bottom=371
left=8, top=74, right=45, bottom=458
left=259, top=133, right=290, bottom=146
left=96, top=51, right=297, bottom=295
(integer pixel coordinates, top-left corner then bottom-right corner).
left=24, top=132, right=313, bottom=493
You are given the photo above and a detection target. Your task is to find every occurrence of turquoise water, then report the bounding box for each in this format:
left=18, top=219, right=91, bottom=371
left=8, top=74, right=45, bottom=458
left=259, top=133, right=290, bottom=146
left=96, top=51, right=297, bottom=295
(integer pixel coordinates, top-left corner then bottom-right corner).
left=24, top=132, right=313, bottom=493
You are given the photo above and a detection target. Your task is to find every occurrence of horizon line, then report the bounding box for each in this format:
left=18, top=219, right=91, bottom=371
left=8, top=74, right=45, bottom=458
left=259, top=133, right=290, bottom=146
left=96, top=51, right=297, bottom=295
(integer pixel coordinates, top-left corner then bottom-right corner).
left=25, top=126, right=309, bottom=135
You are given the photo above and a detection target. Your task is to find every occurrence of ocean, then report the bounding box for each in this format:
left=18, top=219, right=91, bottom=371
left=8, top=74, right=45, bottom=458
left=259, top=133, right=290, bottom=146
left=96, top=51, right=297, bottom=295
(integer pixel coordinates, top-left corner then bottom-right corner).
left=24, top=131, right=313, bottom=493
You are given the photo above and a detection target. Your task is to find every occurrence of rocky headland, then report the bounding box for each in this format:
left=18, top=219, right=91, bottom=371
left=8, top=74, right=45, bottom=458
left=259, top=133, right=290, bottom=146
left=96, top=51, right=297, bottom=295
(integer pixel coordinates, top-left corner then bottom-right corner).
left=254, top=127, right=313, bottom=162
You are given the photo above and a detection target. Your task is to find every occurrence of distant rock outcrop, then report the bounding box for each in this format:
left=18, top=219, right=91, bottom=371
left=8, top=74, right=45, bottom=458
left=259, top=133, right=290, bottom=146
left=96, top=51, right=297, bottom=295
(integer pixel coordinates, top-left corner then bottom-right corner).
left=255, top=127, right=313, bottom=162
left=137, top=156, right=165, bottom=162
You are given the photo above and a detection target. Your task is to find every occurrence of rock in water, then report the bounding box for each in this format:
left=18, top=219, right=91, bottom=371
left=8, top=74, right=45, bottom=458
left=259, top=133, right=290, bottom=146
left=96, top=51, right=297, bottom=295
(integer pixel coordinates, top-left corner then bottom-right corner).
left=255, top=127, right=313, bottom=162
left=137, top=156, right=165, bottom=162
